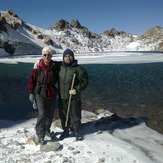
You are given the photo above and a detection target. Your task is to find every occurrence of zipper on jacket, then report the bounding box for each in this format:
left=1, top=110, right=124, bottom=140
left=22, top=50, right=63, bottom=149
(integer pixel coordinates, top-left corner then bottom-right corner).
left=63, top=67, right=68, bottom=99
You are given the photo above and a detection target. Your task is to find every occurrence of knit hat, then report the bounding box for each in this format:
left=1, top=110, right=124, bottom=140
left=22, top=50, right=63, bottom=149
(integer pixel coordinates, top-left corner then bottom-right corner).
left=63, top=49, right=74, bottom=58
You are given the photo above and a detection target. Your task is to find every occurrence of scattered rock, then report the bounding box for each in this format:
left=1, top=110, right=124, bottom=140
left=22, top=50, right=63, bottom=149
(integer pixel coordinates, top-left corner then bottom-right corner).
left=40, top=142, right=62, bottom=152
left=14, top=141, right=21, bottom=146
left=16, top=157, right=31, bottom=163
left=26, top=137, right=37, bottom=145
left=73, top=150, right=80, bottom=155
left=67, top=146, right=74, bottom=151
left=97, top=158, right=105, bottom=163
left=62, top=157, right=69, bottom=162
left=95, top=108, right=105, bottom=114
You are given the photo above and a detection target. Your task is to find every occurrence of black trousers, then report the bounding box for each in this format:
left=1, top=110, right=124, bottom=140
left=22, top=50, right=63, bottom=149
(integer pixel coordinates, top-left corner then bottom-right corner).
left=36, top=94, right=56, bottom=139
left=59, top=98, right=81, bottom=131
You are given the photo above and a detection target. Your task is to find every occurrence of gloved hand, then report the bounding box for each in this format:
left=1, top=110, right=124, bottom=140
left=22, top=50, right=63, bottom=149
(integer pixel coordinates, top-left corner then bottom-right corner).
left=69, top=89, right=76, bottom=95
left=29, top=94, right=35, bottom=103
left=33, top=100, right=37, bottom=109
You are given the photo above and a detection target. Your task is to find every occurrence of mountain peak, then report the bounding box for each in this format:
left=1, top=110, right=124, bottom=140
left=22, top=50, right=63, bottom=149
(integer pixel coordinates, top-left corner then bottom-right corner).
left=51, top=19, right=84, bottom=31
left=0, top=10, right=163, bottom=56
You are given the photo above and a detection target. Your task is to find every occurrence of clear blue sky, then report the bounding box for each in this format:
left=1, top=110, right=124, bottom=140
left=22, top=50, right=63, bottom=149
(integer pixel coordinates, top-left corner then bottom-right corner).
left=0, top=0, right=163, bottom=35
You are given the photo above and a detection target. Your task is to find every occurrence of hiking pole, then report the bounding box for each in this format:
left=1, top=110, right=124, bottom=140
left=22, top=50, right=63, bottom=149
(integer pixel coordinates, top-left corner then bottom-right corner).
left=65, top=73, right=76, bottom=128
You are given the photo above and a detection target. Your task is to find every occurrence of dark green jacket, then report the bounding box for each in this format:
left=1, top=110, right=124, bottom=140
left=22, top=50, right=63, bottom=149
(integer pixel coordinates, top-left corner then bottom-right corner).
left=59, top=60, right=88, bottom=100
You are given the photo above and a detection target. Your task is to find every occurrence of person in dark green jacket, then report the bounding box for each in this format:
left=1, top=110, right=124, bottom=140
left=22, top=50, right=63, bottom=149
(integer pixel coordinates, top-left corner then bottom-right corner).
left=58, top=49, right=88, bottom=141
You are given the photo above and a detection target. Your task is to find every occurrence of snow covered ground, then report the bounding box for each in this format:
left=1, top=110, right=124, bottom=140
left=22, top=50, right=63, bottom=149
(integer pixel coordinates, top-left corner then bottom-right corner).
left=0, top=52, right=163, bottom=163
left=0, top=110, right=163, bottom=163
left=0, top=51, right=163, bottom=64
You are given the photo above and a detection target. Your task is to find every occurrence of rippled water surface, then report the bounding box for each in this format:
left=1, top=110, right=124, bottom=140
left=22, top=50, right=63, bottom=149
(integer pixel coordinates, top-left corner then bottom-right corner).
left=0, top=61, right=163, bottom=134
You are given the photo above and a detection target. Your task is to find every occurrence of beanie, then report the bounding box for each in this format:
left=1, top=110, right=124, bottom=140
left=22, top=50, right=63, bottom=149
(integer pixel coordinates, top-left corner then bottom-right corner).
left=63, top=49, right=74, bottom=58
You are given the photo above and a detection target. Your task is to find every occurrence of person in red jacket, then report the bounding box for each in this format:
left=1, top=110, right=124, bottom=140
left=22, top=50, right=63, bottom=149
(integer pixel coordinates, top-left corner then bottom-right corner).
left=28, top=46, right=61, bottom=145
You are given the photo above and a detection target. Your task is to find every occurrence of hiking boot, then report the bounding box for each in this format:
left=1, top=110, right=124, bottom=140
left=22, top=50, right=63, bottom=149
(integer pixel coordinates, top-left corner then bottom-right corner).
left=74, top=129, right=81, bottom=141
left=38, top=138, right=46, bottom=145
left=75, top=132, right=79, bottom=141
left=59, top=129, right=69, bottom=140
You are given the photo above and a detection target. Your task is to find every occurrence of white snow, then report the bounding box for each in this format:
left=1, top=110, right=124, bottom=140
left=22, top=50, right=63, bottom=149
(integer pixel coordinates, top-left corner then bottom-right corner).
left=0, top=109, right=163, bottom=163
left=0, top=54, right=163, bottom=163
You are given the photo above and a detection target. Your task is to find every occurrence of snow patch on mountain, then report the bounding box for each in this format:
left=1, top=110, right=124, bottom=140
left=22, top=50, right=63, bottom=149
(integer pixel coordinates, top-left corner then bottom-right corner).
left=0, top=10, right=163, bottom=56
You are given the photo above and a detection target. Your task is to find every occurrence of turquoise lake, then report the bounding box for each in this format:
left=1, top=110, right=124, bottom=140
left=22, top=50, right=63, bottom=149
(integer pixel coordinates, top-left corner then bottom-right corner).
left=0, top=61, right=163, bottom=134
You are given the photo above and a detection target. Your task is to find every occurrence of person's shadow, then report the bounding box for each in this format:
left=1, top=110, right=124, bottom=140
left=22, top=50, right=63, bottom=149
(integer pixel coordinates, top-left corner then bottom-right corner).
left=51, top=114, right=146, bottom=142
left=80, top=114, right=146, bottom=140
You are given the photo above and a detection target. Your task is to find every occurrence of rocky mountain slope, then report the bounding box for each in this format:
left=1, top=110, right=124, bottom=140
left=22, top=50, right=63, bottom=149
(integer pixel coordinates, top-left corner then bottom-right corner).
left=0, top=10, right=163, bottom=56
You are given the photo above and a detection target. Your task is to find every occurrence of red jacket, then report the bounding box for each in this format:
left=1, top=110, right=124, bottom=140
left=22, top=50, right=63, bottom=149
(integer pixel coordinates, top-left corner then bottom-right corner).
left=28, top=59, right=61, bottom=99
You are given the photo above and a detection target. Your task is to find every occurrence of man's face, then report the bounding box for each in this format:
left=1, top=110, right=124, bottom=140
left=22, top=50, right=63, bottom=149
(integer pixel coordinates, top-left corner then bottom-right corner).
left=64, top=54, right=74, bottom=64
left=43, top=52, right=52, bottom=65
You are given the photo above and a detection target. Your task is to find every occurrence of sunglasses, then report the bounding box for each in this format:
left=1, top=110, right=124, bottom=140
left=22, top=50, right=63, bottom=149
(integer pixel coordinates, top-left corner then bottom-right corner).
left=43, top=54, right=51, bottom=57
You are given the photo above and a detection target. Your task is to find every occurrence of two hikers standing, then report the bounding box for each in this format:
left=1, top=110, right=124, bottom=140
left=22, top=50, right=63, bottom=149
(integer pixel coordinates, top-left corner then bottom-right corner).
left=28, top=47, right=88, bottom=145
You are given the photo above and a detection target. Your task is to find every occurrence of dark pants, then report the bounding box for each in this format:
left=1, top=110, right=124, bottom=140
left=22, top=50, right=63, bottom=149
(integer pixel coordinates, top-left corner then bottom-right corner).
left=59, top=98, right=81, bottom=131
left=36, top=94, right=56, bottom=139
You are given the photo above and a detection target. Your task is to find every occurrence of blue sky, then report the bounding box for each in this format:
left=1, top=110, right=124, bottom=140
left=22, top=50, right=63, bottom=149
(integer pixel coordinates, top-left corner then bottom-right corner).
left=0, top=0, right=163, bottom=35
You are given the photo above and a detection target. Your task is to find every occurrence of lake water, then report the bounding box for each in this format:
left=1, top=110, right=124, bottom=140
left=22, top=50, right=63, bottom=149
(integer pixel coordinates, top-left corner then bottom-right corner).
left=0, top=61, right=163, bottom=134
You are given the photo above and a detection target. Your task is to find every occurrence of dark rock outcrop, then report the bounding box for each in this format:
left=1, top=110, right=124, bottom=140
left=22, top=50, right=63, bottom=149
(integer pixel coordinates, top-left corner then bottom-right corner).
left=0, top=14, right=7, bottom=32
left=70, top=19, right=82, bottom=28
left=4, top=42, right=15, bottom=55
left=103, top=28, right=126, bottom=37
left=51, top=19, right=69, bottom=31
